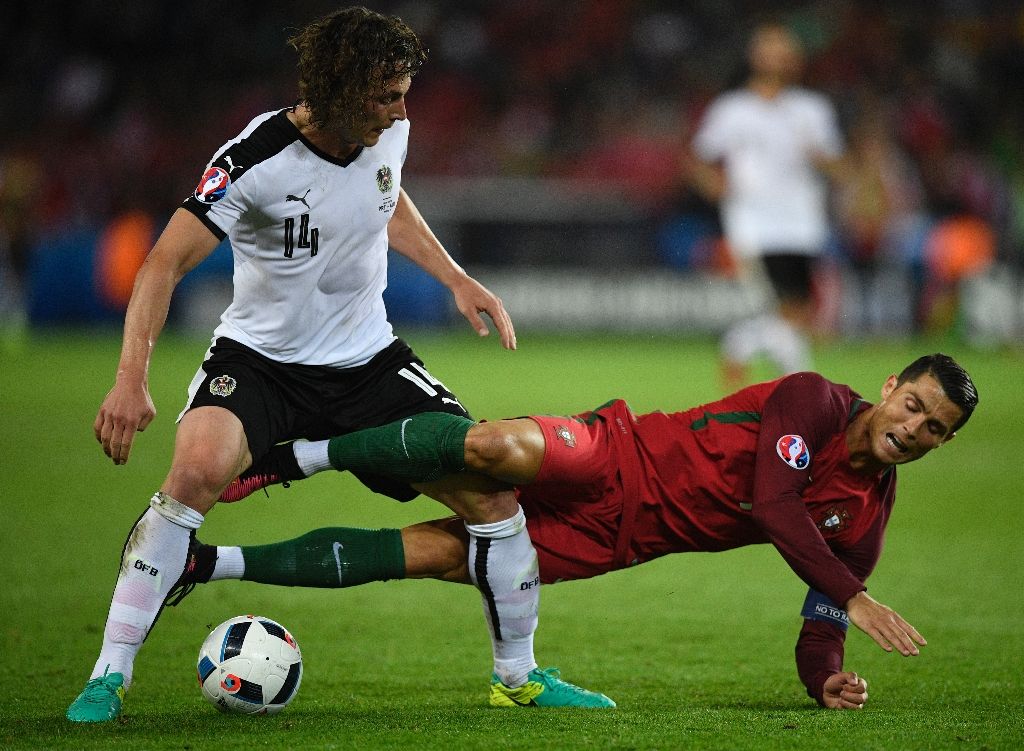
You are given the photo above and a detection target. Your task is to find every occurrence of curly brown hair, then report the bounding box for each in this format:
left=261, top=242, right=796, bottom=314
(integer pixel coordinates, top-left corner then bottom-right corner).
left=288, top=6, right=428, bottom=133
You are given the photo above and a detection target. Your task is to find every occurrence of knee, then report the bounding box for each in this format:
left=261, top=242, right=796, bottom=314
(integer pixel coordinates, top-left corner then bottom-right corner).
left=163, top=459, right=236, bottom=505
left=464, top=425, right=521, bottom=473
left=463, top=420, right=544, bottom=484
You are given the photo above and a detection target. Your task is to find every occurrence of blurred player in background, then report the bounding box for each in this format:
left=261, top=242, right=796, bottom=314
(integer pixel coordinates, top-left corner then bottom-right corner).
left=176, top=353, right=977, bottom=709
left=0, top=147, right=40, bottom=349
left=68, top=6, right=611, bottom=723
left=689, top=22, right=846, bottom=390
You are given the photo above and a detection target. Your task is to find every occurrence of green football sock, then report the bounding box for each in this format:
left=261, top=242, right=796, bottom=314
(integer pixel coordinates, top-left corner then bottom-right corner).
left=327, top=412, right=473, bottom=484
left=241, top=527, right=405, bottom=588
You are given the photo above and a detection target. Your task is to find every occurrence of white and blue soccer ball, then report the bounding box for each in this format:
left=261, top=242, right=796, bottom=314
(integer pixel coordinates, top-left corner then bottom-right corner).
left=197, top=615, right=303, bottom=715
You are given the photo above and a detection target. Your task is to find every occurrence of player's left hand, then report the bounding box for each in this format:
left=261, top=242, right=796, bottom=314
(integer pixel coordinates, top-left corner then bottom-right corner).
left=450, top=275, right=517, bottom=350
left=846, top=591, right=927, bottom=656
left=822, top=671, right=868, bottom=710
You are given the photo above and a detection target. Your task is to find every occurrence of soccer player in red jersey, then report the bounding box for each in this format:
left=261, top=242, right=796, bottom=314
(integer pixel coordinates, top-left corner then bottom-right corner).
left=173, top=353, right=977, bottom=709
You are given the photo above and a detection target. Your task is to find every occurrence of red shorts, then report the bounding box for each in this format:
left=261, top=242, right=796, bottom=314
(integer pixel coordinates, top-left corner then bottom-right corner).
left=517, top=401, right=637, bottom=583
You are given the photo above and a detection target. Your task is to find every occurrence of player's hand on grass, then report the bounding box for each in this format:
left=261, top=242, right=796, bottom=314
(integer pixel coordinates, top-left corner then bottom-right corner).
left=450, top=275, right=517, bottom=350
left=94, top=378, right=156, bottom=465
left=822, top=671, right=868, bottom=710
left=846, top=591, right=926, bottom=656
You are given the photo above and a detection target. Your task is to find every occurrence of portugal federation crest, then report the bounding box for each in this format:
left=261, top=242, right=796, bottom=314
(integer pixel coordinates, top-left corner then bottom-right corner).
left=817, top=505, right=851, bottom=534
left=209, top=375, right=237, bottom=397
left=376, top=164, right=393, bottom=194
left=554, top=425, right=577, bottom=448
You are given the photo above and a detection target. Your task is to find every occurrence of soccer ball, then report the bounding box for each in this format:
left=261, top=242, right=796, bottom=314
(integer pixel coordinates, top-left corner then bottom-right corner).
left=196, top=615, right=303, bottom=715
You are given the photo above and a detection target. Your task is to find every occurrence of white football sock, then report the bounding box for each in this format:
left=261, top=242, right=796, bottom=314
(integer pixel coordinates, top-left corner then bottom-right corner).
left=90, top=492, right=203, bottom=688
left=721, top=313, right=811, bottom=374
left=292, top=438, right=331, bottom=477
left=209, top=546, right=245, bottom=580
left=763, top=316, right=812, bottom=374
left=465, top=506, right=539, bottom=688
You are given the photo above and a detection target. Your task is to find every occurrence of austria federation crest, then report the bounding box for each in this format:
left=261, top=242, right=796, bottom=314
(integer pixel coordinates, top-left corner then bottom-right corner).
left=376, top=165, right=393, bottom=194
left=209, top=375, right=237, bottom=397
left=194, top=166, right=231, bottom=204
left=776, top=434, right=810, bottom=470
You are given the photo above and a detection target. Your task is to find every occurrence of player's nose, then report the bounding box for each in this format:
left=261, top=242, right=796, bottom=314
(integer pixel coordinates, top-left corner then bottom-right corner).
left=903, top=415, right=925, bottom=440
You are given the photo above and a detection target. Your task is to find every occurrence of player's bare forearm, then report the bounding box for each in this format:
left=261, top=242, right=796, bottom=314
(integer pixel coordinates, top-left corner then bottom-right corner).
left=686, top=156, right=726, bottom=203
left=95, top=209, right=219, bottom=464
left=116, top=210, right=220, bottom=379
left=386, top=188, right=462, bottom=283
left=388, top=189, right=516, bottom=348
left=845, top=591, right=926, bottom=656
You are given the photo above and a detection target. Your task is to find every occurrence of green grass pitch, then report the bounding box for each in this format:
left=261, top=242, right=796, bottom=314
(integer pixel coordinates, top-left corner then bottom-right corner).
left=1, top=330, right=1021, bottom=749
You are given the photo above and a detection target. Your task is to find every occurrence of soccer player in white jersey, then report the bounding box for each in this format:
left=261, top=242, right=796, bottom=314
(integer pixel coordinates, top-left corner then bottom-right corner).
left=67, top=7, right=612, bottom=722
left=690, top=22, right=846, bottom=390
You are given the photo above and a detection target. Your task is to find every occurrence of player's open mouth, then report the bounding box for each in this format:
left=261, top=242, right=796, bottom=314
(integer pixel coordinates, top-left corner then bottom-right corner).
left=886, top=433, right=907, bottom=453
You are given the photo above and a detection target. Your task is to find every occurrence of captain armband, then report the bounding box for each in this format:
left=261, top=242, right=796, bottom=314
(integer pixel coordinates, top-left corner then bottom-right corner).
left=801, top=588, right=849, bottom=632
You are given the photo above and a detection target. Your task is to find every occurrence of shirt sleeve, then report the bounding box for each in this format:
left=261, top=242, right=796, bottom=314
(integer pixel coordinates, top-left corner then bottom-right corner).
left=181, top=145, right=255, bottom=241
left=794, top=501, right=890, bottom=705
left=808, top=93, right=844, bottom=159
left=750, top=373, right=866, bottom=607
left=692, top=97, right=731, bottom=162
left=795, top=618, right=845, bottom=706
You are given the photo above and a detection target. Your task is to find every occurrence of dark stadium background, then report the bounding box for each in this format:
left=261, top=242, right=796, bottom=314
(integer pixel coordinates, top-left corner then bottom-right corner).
left=1, top=0, right=1022, bottom=341
left=2, top=4, right=1023, bottom=748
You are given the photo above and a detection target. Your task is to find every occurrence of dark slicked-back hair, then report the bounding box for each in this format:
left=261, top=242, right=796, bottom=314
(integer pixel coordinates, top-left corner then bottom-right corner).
left=288, top=6, right=427, bottom=133
left=896, top=353, right=978, bottom=433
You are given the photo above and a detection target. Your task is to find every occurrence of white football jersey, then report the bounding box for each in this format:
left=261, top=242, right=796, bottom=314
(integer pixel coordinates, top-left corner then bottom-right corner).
left=183, top=108, right=408, bottom=367
left=693, top=87, right=844, bottom=258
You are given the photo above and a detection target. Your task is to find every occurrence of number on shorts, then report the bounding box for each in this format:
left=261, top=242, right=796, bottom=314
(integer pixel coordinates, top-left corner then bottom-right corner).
left=397, top=363, right=446, bottom=397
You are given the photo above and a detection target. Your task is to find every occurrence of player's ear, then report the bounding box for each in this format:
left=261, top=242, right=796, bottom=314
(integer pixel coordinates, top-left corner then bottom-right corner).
left=880, top=374, right=898, bottom=400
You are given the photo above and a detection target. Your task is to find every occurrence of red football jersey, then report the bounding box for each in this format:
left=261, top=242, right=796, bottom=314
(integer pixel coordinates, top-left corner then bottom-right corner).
left=625, top=372, right=895, bottom=608
left=518, top=372, right=897, bottom=705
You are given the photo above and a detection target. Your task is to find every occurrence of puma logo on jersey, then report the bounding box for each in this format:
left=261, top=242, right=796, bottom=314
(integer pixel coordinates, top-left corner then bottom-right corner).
left=224, top=155, right=243, bottom=174
left=286, top=189, right=311, bottom=209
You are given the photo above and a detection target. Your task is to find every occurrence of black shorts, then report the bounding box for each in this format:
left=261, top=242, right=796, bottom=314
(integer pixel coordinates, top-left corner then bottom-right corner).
left=181, top=337, right=470, bottom=501
left=761, top=253, right=815, bottom=303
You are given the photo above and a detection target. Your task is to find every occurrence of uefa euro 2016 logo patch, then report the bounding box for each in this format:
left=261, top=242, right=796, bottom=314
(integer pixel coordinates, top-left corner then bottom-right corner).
left=376, top=165, right=393, bottom=194
left=776, top=434, right=810, bottom=470
left=194, top=166, right=231, bottom=203
left=209, top=375, right=237, bottom=397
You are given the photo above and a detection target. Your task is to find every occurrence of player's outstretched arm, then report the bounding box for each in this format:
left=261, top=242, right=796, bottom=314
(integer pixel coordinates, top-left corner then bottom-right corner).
left=845, top=591, right=927, bottom=656
left=94, top=209, right=220, bottom=465
left=387, top=188, right=516, bottom=349
left=821, top=672, right=868, bottom=710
